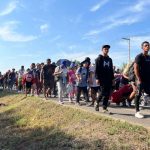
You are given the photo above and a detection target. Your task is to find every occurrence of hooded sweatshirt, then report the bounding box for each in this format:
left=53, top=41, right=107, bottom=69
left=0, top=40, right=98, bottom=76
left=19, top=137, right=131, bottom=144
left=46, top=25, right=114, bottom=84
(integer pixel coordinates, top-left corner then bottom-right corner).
left=95, top=54, right=114, bottom=85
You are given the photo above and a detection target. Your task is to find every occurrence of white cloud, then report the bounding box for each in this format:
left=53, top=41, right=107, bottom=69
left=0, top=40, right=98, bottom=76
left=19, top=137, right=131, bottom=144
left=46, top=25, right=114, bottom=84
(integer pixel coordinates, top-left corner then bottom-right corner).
left=49, top=35, right=61, bottom=42
left=55, top=51, right=98, bottom=62
left=69, top=14, right=83, bottom=24
left=0, top=1, right=19, bottom=16
left=84, top=16, right=140, bottom=38
left=68, top=45, right=77, bottom=50
left=131, top=0, right=150, bottom=12
left=84, top=0, right=148, bottom=40
left=40, top=24, right=49, bottom=33
left=119, top=35, right=150, bottom=48
left=90, top=0, right=109, bottom=12
left=0, top=22, right=38, bottom=42
left=54, top=50, right=129, bottom=67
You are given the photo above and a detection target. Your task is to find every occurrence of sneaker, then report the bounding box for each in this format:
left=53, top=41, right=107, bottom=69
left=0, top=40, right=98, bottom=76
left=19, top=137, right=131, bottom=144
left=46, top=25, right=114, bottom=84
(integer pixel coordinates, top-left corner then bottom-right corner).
left=59, top=101, right=64, bottom=105
left=102, top=109, right=111, bottom=114
left=87, top=103, right=94, bottom=107
left=135, top=112, right=144, bottom=119
left=85, top=101, right=89, bottom=105
left=75, top=102, right=81, bottom=106
left=95, top=104, right=99, bottom=111
left=69, top=98, right=73, bottom=103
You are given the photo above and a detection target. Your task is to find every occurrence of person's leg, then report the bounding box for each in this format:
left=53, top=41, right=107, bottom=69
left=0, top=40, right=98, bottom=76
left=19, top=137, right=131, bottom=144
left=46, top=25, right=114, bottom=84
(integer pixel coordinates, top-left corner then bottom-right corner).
left=95, top=86, right=103, bottom=111
left=53, top=81, right=57, bottom=97
left=102, top=85, right=111, bottom=110
left=91, top=87, right=97, bottom=105
left=134, top=83, right=145, bottom=118
left=82, top=86, right=89, bottom=103
left=25, top=84, right=27, bottom=97
left=68, top=84, right=73, bottom=102
left=57, top=81, right=63, bottom=102
left=134, top=84, right=142, bottom=112
left=76, top=86, right=81, bottom=103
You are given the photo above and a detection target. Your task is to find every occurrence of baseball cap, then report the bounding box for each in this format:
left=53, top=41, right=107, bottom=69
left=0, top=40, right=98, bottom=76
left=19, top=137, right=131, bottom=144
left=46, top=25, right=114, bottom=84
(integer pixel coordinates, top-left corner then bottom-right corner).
left=102, top=45, right=110, bottom=49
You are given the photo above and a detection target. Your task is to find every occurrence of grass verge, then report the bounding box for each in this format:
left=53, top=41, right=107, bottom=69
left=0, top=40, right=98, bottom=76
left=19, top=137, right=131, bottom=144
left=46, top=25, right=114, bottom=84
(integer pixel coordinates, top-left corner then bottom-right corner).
left=0, top=91, right=150, bottom=150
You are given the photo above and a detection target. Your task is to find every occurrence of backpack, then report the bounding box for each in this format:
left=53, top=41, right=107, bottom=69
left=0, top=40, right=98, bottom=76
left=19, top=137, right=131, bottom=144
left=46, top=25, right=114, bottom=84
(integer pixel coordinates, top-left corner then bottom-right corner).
left=128, top=62, right=135, bottom=82
left=26, top=73, right=33, bottom=82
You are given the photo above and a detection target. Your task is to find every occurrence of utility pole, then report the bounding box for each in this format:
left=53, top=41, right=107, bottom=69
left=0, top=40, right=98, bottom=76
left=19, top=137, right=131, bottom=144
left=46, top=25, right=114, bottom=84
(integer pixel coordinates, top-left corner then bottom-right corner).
left=122, top=38, right=131, bottom=63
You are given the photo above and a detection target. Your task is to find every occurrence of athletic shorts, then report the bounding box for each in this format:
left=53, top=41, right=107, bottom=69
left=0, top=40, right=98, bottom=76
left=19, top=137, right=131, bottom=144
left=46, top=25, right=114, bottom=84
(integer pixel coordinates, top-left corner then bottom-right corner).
left=26, top=82, right=32, bottom=89
left=43, top=79, right=54, bottom=89
left=91, top=86, right=100, bottom=94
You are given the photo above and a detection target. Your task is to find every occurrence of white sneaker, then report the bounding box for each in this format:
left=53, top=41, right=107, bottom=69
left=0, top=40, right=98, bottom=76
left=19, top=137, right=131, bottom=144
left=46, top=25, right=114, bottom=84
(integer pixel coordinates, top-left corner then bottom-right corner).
left=135, top=112, right=144, bottom=119
left=59, top=101, right=64, bottom=105
left=102, top=109, right=111, bottom=115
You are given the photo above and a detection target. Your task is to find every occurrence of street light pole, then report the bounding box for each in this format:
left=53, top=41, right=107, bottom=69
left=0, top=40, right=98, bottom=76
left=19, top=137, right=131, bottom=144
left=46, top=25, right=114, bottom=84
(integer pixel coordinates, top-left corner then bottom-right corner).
left=122, top=38, right=131, bottom=63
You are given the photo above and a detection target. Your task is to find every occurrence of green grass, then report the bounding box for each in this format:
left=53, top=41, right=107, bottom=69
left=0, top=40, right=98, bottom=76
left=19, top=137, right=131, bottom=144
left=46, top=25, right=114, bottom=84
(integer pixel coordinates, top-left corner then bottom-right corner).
left=0, top=91, right=150, bottom=150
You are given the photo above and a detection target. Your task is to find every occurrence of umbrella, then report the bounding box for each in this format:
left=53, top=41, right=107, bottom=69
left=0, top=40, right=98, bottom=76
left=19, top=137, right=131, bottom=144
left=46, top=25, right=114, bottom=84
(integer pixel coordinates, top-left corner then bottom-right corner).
left=56, top=59, right=71, bottom=67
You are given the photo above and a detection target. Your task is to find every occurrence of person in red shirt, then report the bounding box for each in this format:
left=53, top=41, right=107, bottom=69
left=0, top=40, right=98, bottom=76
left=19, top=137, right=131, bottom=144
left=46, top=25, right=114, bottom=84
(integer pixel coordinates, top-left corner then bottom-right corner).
left=22, top=69, right=33, bottom=97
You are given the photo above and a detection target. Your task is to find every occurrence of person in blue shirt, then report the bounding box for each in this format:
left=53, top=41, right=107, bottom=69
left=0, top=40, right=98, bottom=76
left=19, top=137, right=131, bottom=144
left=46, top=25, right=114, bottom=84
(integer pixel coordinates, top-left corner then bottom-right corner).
left=75, top=60, right=89, bottom=105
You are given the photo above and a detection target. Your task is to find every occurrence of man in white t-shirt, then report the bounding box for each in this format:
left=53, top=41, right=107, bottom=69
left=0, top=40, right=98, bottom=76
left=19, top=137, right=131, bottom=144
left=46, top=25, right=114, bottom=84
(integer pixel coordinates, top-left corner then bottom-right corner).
left=88, top=64, right=100, bottom=106
left=54, top=61, right=68, bottom=104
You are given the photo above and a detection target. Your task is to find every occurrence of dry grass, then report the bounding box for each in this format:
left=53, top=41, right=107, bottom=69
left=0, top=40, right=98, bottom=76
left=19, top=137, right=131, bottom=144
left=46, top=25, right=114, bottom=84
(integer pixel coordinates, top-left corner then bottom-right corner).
left=0, top=91, right=150, bottom=150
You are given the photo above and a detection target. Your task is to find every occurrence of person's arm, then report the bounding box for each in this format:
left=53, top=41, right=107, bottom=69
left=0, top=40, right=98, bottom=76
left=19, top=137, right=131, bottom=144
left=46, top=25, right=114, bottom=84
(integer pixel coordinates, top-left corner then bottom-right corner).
left=40, top=69, right=43, bottom=82
left=134, top=63, right=142, bottom=84
left=75, top=68, right=81, bottom=82
left=95, top=57, right=101, bottom=85
left=89, top=71, right=93, bottom=85
left=110, top=59, right=115, bottom=86
left=54, top=66, right=62, bottom=76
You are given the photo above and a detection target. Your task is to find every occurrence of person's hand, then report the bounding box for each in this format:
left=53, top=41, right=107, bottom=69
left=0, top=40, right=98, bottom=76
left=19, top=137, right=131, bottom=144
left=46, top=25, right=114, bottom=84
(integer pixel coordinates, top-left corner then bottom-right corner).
left=96, top=79, right=100, bottom=85
left=137, top=79, right=142, bottom=85
left=78, top=77, right=81, bottom=82
left=89, top=79, right=93, bottom=85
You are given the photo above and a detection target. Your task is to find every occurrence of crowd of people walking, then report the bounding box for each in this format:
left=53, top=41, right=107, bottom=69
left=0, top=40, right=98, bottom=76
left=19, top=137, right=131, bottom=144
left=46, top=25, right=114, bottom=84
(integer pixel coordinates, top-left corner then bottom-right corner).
left=0, top=41, right=150, bottom=119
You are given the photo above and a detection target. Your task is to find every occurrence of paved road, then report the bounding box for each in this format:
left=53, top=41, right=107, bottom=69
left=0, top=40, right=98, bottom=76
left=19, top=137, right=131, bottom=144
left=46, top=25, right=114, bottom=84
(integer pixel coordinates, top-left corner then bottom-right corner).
left=43, top=97, right=150, bottom=129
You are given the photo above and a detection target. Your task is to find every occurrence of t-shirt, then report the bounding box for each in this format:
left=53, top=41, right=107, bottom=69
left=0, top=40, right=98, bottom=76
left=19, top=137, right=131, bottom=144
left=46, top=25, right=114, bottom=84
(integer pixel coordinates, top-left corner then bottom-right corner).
left=135, top=53, right=150, bottom=83
left=18, top=69, right=25, bottom=79
left=42, top=64, right=55, bottom=80
left=89, top=66, right=99, bottom=87
left=76, top=67, right=88, bottom=87
left=55, top=66, right=68, bottom=84
left=68, top=70, right=76, bottom=84
left=9, top=72, right=16, bottom=81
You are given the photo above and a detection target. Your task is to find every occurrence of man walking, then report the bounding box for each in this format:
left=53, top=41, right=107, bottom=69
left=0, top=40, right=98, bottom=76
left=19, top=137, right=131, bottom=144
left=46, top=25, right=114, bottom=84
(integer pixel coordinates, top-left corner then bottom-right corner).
left=95, top=45, right=114, bottom=113
left=134, top=41, right=150, bottom=118
left=41, top=59, right=55, bottom=99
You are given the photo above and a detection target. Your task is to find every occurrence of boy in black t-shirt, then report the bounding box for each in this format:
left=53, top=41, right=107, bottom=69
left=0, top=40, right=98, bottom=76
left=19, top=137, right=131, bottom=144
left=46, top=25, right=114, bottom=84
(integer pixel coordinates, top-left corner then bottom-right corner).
left=134, top=41, right=150, bottom=119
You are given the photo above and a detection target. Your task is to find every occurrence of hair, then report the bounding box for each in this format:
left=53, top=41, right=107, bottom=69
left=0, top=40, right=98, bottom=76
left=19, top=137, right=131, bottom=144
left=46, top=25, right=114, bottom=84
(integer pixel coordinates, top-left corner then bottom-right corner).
left=141, top=41, right=149, bottom=47
left=47, top=59, right=51, bottom=61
